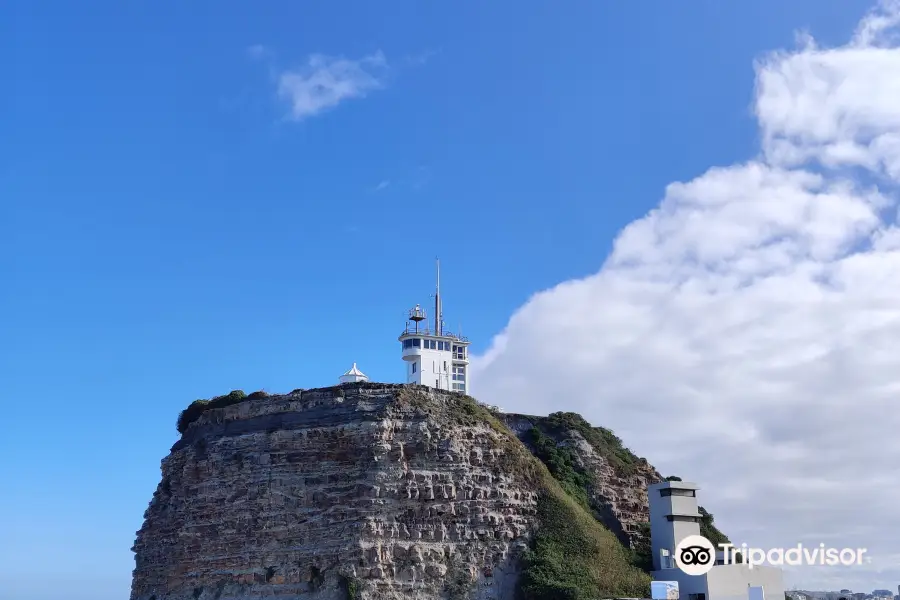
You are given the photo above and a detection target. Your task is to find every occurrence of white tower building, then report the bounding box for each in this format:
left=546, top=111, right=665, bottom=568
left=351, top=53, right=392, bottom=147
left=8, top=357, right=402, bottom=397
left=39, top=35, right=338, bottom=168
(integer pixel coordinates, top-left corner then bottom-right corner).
left=339, top=363, right=368, bottom=384
left=648, top=480, right=785, bottom=600
left=399, top=260, right=470, bottom=392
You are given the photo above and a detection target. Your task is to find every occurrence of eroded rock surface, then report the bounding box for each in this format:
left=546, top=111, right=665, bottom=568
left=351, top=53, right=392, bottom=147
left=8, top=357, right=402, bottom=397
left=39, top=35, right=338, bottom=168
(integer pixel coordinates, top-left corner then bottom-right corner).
left=131, top=384, right=538, bottom=600
left=501, top=413, right=662, bottom=548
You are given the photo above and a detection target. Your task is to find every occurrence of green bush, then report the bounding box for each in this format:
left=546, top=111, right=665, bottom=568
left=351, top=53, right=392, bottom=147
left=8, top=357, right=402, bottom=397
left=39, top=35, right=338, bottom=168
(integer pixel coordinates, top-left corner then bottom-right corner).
left=517, top=485, right=651, bottom=600
left=247, top=390, right=269, bottom=400
left=543, top=412, right=642, bottom=476
left=176, top=390, right=247, bottom=434
left=526, top=427, right=593, bottom=510
left=630, top=522, right=654, bottom=572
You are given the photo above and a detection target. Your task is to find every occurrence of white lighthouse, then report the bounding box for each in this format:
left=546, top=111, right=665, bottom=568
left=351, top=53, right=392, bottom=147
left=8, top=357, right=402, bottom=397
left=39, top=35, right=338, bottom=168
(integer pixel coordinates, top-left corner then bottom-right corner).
left=399, top=260, right=470, bottom=393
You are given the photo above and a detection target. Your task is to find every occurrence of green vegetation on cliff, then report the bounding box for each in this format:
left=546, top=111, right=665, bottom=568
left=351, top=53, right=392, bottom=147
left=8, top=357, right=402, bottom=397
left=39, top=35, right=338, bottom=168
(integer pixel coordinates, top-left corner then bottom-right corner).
left=519, top=418, right=735, bottom=577
left=541, top=412, right=644, bottom=476
left=526, top=426, right=593, bottom=510
left=516, top=489, right=649, bottom=600
left=431, top=393, right=652, bottom=600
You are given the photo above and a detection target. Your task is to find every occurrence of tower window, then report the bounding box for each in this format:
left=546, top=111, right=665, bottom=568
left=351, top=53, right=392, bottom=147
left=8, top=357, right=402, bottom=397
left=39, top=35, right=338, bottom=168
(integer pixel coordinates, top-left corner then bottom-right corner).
left=412, top=338, right=421, bottom=347
left=412, top=362, right=417, bottom=374
left=666, top=515, right=699, bottom=523
left=444, top=361, right=447, bottom=371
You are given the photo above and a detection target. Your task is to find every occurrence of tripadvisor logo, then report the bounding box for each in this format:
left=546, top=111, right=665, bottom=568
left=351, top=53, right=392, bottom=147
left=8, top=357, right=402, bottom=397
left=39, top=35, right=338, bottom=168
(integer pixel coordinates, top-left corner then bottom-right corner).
left=674, top=535, right=868, bottom=576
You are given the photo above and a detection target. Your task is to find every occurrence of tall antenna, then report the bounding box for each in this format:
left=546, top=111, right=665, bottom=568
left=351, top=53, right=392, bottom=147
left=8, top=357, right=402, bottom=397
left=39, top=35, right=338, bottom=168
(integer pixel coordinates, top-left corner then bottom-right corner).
left=434, top=258, right=442, bottom=335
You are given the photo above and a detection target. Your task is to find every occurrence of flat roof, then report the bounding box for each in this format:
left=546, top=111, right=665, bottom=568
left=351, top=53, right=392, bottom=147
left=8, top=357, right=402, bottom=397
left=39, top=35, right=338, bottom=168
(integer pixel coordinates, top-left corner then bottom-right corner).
left=648, top=481, right=700, bottom=491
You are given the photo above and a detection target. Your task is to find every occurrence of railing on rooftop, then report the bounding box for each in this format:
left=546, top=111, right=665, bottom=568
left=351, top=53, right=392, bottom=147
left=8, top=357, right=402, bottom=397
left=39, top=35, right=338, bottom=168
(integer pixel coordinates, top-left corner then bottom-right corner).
left=399, top=325, right=469, bottom=342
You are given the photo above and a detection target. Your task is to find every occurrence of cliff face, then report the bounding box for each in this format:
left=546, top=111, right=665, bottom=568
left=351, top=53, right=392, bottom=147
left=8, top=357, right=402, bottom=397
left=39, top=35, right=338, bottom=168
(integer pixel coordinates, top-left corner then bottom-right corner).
left=134, top=384, right=713, bottom=600
left=501, top=413, right=662, bottom=549
left=132, top=384, right=541, bottom=600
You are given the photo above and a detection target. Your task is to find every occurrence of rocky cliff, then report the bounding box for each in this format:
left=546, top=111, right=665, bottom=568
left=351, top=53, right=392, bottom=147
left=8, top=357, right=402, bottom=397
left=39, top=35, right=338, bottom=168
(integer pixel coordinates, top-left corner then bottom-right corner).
left=501, top=412, right=661, bottom=549
left=131, top=383, right=684, bottom=600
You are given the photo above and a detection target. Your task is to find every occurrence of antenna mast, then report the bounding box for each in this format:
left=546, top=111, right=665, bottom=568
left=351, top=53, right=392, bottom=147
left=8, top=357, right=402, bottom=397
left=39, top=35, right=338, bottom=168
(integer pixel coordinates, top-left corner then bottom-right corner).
left=434, top=258, right=442, bottom=336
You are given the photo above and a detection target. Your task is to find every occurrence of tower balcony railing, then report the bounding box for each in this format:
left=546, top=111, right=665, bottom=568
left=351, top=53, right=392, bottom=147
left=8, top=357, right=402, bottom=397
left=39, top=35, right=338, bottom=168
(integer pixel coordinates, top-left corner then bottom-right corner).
left=400, top=324, right=469, bottom=342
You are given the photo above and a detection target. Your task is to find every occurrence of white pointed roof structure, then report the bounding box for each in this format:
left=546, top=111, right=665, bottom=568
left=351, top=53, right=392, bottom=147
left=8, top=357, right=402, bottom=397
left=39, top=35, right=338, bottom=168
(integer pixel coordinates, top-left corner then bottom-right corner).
left=339, top=362, right=369, bottom=384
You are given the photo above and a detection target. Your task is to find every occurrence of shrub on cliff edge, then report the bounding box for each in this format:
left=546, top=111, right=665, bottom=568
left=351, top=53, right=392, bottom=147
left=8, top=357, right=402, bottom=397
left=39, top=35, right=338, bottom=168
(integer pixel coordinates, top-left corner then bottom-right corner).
left=176, top=390, right=247, bottom=434
left=543, top=411, right=643, bottom=476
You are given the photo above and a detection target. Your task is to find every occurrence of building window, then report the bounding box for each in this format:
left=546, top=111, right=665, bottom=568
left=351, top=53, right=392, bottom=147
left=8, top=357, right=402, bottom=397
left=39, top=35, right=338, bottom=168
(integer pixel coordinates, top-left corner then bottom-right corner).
left=444, top=361, right=447, bottom=371
left=412, top=338, right=421, bottom=347
left=666, top=515, right=699, bottom=523
left=412, top=362, right=417, bottom=374
left=435, top=379, right=439, bottom=387
left=689, top=594, right=706, bottom=600
left=660, top=488, right=695, bottom=497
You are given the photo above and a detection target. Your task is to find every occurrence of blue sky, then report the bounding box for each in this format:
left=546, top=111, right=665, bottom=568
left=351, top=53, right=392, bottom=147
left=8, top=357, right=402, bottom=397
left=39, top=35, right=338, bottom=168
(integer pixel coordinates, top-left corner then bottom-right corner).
left=0, top=2, right=876, bottom=598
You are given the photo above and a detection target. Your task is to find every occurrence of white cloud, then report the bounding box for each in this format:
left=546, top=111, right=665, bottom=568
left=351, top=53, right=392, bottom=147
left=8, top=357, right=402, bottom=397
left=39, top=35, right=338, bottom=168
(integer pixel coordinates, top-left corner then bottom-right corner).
left=472, top=0, right=900, bottom=591
left=373, top=179, right=390, bottom=191
left=276, top=51, right=387, bottom=121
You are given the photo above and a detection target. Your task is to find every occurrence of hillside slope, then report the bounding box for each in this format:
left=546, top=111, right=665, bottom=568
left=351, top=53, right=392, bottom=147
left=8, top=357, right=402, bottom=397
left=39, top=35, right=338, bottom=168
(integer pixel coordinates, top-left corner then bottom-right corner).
left=502, top=412, right=731, bottom=572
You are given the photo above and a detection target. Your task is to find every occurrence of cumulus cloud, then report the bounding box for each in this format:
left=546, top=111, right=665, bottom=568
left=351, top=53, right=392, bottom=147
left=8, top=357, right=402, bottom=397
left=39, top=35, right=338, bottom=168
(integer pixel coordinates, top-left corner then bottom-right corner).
left=471, top=0, right=900, bottom=590
left=276, top=51, right=386, bottom=121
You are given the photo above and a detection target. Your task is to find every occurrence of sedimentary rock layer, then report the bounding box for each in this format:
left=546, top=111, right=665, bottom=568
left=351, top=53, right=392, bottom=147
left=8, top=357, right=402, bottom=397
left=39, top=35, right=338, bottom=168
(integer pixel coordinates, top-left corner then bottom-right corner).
left=131, top=384, right=539, bottom=600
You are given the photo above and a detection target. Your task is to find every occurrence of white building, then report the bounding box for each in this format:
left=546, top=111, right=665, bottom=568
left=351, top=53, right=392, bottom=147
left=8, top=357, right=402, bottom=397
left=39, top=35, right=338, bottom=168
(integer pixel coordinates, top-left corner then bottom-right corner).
left=338, top=363, right=368, bottom=384
left=399, top=260, right=470, bottom=393
left=649, top=480, right=785, bottom=600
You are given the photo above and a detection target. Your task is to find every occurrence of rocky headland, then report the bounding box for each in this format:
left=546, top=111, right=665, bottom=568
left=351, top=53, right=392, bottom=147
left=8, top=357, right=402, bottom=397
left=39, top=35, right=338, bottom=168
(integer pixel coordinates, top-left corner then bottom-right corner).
left=131, top=383, right=729, bottom=600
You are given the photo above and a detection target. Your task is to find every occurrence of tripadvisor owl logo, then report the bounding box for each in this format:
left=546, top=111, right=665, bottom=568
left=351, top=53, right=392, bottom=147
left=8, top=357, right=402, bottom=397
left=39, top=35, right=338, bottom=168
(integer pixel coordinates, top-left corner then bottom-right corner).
left=675, top=535, right=717, bottom=575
